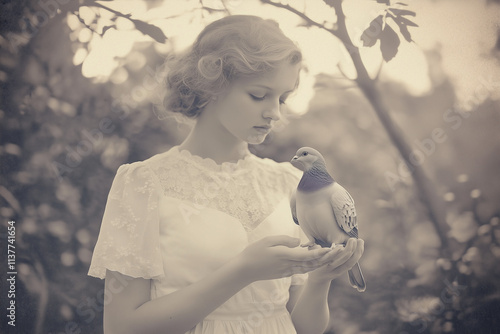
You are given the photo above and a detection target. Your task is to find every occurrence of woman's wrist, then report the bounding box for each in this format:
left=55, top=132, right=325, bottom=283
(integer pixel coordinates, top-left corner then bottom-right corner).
left=226, top=255, right=256, bottom=286
left=306, top=270, right=335, bottom=286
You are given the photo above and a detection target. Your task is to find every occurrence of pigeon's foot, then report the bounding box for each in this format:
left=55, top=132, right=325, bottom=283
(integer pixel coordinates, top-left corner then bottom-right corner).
left=300, top=240, right=316, bottom=248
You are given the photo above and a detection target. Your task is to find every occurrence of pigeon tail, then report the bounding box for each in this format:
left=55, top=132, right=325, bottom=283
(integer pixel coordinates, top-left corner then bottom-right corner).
left=348, top=262, right=366, bottom=292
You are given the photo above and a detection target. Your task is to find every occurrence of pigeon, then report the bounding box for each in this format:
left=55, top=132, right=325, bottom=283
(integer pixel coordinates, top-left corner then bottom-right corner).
left=290, top=147, right=366, bottom=292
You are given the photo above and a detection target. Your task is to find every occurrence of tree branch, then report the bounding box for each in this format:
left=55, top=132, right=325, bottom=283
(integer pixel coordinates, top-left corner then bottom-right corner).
left=221, top=0, right=234, bottom=15
left=72, top=11, right=103, bottom=36
left=199, top=0, right=230, bottom=14
left=356, top=80, right=449, bottom=252
left=326, top=0, right=352, bottom=46
left=373, top=58, right=385, bottom=82
left=91, top=2, right=131, bottom=19
left=260, top=0, right=339, bottom=37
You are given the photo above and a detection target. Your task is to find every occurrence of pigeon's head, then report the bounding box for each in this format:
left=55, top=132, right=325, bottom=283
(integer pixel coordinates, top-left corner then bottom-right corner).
left=290, top=147, right=326, bottom=172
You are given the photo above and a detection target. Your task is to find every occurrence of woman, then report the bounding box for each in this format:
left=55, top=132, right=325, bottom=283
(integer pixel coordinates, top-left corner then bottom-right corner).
left=88, top=15, right=364, bottom=334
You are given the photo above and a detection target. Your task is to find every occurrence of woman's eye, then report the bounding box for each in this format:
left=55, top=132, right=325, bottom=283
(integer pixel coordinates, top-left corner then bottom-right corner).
left=250, top=93, right=286, bottom=105
left=249, top=94, right=265, bottom=101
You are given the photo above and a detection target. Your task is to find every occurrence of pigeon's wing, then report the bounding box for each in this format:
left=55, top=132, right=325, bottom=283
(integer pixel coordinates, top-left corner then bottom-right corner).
left=330, top=183, right=358, bottom=238
left=290, top=189, right=299, bottom=225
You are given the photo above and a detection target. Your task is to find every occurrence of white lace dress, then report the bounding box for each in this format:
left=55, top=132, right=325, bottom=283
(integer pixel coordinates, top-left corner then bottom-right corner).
left=88, top=146, right=307, bottom=334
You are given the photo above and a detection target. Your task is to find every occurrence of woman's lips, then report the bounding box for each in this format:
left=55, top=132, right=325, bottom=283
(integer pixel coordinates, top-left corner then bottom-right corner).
left=253, top=125, right=272, bottom=134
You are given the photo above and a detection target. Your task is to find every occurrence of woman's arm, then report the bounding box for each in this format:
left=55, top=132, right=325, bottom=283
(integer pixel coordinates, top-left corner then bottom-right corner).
left=104, top=257, right=249, bottom=334
left=290, top=238, right=364, bottom=334
left=104, top=235, right=333, bottom=334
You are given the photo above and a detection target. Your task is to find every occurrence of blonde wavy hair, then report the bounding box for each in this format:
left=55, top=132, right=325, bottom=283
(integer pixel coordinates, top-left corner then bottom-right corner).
left=163, top=15, right=302, bottom=118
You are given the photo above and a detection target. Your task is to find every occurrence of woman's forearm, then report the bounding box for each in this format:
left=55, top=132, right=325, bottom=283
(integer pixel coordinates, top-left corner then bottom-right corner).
left=122, top=259, right=252, bottom=334
left=290, top=279, right=331, bottom=334
left=105, top=235, right=333, bottom=334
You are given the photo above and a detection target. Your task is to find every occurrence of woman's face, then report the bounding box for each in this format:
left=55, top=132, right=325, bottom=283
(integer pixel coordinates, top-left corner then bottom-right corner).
left=209, top=62, right=301, bottom=145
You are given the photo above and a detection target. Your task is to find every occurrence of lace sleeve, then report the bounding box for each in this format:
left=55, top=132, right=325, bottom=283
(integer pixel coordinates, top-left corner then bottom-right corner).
left=88, top=162, right=163, bottom=279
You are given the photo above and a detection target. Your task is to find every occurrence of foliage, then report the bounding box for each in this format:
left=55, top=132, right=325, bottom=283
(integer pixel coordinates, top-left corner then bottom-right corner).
left=1, top=1, right=499, bottom=334
left=0, top=1, right=181, bottom=333
left=360, top=1, right=418, bottom=61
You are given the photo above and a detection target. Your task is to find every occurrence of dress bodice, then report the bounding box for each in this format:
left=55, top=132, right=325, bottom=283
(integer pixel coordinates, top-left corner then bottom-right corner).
left=88, top=146, right=305, bottom=333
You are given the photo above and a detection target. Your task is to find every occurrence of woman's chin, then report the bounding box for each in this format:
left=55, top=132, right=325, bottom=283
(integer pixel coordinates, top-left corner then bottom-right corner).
left=245, top=134, right=268, bottom=145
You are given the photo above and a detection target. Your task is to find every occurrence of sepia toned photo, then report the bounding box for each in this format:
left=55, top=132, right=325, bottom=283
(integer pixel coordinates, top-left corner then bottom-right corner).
left=1, top=0, right=499, bottom=333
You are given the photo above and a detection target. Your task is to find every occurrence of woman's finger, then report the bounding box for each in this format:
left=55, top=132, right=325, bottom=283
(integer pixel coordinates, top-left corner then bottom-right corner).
left=290, top=260, right=328, bottom=274
left=328, top=240, right=365, bottom=273
left=261, top=235, right=301, bottom=248
left=285, top=246, right=331, bottom=261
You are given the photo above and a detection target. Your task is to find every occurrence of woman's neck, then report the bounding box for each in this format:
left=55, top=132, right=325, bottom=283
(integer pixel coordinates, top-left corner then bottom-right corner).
left=178, top=116, right=249, bottom=165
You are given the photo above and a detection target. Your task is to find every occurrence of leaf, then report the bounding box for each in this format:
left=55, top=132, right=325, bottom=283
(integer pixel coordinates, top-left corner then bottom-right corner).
left=398, top=16, right=418, bottom=27
left=360, top=15, right=384, bottom=47
left=388, top=8, right=416, bottom=17
left=380, top=25, right=400, bottom=62
left=323, top=0, right=336, bottom=7
left=130, top=19, right=167, bottom=43
left=397, top=22, right=412, bottom=42
left=395, top=2, right=408, bottom=6
left=374, top=0, right=390, bottom=4
left=389, top=15, right=418, bottom=42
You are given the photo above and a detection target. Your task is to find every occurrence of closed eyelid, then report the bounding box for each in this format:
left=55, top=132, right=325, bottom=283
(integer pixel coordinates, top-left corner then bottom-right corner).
left=250, top=93, right=286, bottom=105
left=249, top=93, right=266, bottom=100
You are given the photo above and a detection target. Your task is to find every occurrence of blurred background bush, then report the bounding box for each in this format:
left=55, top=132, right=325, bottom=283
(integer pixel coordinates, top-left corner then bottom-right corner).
left=1, top=0, right=499, bottom=333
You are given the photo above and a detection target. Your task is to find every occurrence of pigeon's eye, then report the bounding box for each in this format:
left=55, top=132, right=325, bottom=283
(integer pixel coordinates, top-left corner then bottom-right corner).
left=302, top=152, right=308, bottom=156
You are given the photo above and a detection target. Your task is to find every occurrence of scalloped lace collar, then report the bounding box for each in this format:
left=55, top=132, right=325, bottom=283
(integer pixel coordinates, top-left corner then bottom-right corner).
left=168, top=145, right=254, bottom=173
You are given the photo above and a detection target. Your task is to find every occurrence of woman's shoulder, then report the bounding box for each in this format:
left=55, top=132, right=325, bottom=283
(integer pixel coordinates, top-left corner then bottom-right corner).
left=111, top=147, right=182, bottom=187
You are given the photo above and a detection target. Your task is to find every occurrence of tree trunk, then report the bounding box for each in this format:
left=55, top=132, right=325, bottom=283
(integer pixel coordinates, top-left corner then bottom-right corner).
left=356, top=79, right=449, bottom=252
left=332, top=0, right=451, bottom=253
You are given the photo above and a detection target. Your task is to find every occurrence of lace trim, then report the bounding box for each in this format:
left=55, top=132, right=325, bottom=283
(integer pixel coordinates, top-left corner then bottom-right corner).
left=149, top=147, right=300, bottom=231
left=174, top=146, right=253, bottom=173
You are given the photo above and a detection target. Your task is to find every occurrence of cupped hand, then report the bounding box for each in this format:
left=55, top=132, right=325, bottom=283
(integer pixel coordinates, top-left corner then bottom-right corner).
left=234, top=235, right=334, bottom=283
left=307, top=238, right=365, bottom=284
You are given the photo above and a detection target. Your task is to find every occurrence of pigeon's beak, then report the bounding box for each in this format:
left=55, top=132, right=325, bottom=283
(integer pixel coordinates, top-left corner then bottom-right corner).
left=290, top=156, right=303, bottom=170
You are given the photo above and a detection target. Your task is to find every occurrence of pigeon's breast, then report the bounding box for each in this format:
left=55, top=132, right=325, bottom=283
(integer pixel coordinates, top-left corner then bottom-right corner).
left=295, top=186, right=345, bottom=245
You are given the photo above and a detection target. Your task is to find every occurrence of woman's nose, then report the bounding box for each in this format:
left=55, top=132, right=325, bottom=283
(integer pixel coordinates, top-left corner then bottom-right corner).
left=263, top=100, right=281, bottom=121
